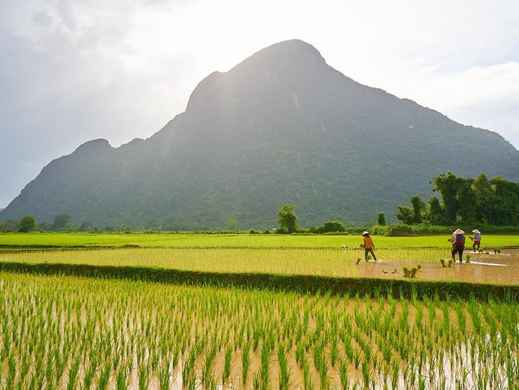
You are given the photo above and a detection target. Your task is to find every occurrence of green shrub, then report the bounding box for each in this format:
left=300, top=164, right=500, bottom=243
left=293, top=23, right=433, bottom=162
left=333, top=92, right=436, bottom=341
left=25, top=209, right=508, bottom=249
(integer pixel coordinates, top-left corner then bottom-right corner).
left=318, top=220, right=346, bottom=233
left=18, top=216, right=36, bottom=233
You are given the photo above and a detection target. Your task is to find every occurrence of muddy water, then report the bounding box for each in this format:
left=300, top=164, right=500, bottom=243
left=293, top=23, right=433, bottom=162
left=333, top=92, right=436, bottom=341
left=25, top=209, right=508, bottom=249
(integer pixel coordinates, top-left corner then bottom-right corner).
left=357, top=250, right=519, bottom=285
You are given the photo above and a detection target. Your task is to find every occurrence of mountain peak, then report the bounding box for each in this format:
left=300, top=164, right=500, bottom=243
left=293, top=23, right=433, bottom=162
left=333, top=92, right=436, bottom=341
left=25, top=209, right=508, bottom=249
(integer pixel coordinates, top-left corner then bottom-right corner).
left=230, top=39, right=325, bottom=72
left=186, top=39, right=326, bottom=113
left=2, top=40, right=519, bottom=228
left=73, top=139, right=112, bottom=154
left=249, top=39, right=324, bottom=60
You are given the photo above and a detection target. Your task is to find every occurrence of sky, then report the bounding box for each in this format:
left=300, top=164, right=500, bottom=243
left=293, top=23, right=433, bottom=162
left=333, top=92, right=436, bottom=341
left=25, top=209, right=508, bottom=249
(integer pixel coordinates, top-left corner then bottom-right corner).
left=1, top=0, right=519, bottom=208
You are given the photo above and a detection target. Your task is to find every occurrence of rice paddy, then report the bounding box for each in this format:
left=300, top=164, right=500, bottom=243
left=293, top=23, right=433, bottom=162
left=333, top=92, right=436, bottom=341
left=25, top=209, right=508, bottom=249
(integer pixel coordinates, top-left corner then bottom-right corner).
left=0, top=273, right=517, bottom=389
left=2, top=232, right=519, bottom=249
left=0, top=233, right=517, bottom=388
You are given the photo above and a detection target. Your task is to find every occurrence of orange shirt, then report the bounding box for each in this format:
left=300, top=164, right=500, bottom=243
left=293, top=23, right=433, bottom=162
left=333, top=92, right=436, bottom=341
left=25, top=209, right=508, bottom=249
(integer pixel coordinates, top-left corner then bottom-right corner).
left=363, top=236, right=374, bottom=249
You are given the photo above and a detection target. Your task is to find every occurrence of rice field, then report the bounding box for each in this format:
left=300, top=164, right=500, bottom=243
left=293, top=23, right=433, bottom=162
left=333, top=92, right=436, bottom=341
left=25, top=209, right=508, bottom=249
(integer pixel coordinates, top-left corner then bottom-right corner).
left=1, top=246, right=518, bottom=285
left=1, top=232, right=519, bottom=249
left=0, top=273, right=517, bottom=389
left=0, top=233, right=517, bottom=389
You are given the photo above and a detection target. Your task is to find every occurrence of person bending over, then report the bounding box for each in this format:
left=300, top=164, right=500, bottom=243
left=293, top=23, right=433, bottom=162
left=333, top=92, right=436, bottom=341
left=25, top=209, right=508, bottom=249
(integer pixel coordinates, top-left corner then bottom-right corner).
left=361, top=231, right=377, bottom=262
left=471, top=229, right=481, bottom=252
left=450, top=228, right=465, bottom=263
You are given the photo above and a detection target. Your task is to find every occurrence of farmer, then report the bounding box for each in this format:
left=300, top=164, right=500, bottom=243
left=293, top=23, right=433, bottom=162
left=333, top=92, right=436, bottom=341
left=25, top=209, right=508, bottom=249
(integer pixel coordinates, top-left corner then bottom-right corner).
left=449, top=228, right=465, bottom=263
left=470, top=229, right=481, bottom=252
left=361, top=231, right=377, bottom=262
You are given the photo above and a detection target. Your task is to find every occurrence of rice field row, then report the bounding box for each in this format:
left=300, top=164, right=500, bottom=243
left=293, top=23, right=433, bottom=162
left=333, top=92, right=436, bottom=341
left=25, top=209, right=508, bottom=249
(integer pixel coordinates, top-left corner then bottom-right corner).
left=1, top=247, right=518, bottom=285
left=1, top=232, right=519, bottom=249
left=0, top=247, right=446, bottom=276
left=0, top=273, right=517, bottom=389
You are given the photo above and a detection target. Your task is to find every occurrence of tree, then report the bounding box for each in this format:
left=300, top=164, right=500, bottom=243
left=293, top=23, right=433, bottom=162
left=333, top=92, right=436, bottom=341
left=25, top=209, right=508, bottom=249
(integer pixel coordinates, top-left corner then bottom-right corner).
left=377, top=213, right=386, bottom=226
left=396, top=206, right=414, bottom=225
left=428, top=197, right=444, bottom=225
left=278, top=204, right=298, bottom=233
left=457, top=179, right=477, bottom=223
left=433, top=172, right=463, bottom=224
left=320, top=220, right=345, bottom=233
left=18, top=216, right=36, bottom=233
left=473, top=174, right=496, bottom=224
left=410, top=195, right=426, bottom=224
left=52, top=214, right=71, bottom=230
left=491, top=177, right=519, bottom=225
left=399, top=172, right=519, bottom=227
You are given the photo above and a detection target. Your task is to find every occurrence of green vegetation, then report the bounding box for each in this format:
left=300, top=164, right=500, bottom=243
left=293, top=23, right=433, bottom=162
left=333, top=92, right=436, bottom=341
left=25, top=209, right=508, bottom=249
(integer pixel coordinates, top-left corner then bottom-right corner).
left=397, top=173, right=519, bottom=226
left=2, top=232, right=519, bottom=249
left=0, top=273, right=517, bottom=389
left=278, top=204, right=298, bottom=233
left=310, top=220, right=346, bottom=233
left=17, top=215, right=36, bottom=233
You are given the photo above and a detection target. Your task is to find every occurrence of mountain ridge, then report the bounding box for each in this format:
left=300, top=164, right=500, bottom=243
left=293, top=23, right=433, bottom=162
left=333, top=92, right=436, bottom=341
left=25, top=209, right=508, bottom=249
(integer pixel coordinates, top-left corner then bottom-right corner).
left=2, top=39, right=518, bottom=228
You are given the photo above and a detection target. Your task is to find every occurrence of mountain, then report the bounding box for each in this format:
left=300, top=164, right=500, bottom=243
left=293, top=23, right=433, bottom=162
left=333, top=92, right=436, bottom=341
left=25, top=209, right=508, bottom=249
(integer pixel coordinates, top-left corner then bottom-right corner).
left=2, top=40, right=519, bottom=229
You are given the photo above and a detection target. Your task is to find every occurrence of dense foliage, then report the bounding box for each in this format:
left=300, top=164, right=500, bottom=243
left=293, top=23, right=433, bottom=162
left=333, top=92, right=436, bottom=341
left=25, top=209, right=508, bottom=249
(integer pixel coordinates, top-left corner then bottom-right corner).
left=17, top=216, right=36, bottom=233
left=397, top=173, right=519, bottom=226
left=277, top=204, right=298, bottom=233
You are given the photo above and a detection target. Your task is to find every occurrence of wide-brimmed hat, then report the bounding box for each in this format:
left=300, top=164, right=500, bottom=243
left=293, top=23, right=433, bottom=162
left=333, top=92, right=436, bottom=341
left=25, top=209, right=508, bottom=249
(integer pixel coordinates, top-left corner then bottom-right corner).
left=362, top=231, right=370, bottom=236
left=454, top=228, right=465, bottom=235
left=472, top=229, right=480, bottom=234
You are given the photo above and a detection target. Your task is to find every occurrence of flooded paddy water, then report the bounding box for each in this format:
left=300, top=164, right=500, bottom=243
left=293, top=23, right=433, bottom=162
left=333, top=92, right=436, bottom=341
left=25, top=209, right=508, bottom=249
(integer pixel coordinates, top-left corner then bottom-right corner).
left=0, top=242, right=517, bottom=388
left=0, top=246, right=517, bottom=285
left=0, top=273, right=517, bottom=389
left=358, top=249, right=519, bottom=285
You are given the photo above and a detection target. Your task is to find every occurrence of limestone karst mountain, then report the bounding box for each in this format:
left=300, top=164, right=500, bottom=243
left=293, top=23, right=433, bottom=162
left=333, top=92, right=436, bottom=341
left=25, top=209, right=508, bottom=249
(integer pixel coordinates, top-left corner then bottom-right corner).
left=2, top=40, right=519, bottom=228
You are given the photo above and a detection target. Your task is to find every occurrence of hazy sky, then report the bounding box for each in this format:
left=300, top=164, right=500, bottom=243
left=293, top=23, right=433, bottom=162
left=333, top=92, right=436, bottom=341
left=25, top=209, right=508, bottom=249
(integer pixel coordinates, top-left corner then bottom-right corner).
left=2, top=0, right=519, bottom=208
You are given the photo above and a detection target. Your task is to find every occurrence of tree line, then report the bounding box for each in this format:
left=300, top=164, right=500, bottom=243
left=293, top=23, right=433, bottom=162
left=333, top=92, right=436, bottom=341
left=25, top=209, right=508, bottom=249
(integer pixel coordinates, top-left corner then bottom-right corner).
left=0, top=214, right=74, bottom=233
left=3, top=172, right=518, bottom=233
left=396, top=172, right=519, bottom=226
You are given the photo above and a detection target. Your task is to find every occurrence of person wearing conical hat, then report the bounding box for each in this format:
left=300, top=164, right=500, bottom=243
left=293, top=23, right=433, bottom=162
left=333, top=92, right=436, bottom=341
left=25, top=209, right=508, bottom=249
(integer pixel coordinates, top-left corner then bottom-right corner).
left=449, top=228, right=465, bottom=263
left=470, top=229, right=481, bottom=252
left=361, top=231, right=377, bottom=262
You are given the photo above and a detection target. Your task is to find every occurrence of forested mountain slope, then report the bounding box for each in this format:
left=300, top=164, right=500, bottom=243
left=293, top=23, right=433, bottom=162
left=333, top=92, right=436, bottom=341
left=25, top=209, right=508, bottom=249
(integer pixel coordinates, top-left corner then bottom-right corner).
left=2, top=40, right=519, bottom=228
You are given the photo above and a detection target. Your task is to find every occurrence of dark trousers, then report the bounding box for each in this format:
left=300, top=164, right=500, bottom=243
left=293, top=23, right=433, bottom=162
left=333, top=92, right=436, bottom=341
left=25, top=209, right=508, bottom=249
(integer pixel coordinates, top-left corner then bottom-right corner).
left=452, top=246, right=464, bottom=263
left=473, top=241, right=480, bottom=251
left=365, top=248, right=377, bottom=261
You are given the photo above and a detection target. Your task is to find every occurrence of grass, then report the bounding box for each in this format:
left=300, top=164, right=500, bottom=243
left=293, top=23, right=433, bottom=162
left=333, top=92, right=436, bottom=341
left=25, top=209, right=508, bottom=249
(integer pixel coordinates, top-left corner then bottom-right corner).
left=0, top=273, right=516, bottom=389
left=1, top=232, right=519, bottom=249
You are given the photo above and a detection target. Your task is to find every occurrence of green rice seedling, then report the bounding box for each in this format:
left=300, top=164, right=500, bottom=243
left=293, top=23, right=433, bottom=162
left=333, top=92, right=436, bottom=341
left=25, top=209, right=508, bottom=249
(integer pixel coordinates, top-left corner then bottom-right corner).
left=67, top=357, right=81, bottom=390
left=242, top=343, right=251, bottom=385
left=302, top=355, right=313, bottom=390
left=330, top=337, right=339, bottom=367
left=98, top=362, right=112, bottom=390
left=203, top=346, right=217, bottom=387
left=278, top=345, right=290, bottom=390
left=222, top=346, right=233, bottom=385
left=116, top=366, right=129, bottom=390
left=6, top=354, right=17, bottom=389
left=339, top=360, right=349, bottom=390
left=259, top=341, right=271, bottom=388
left=253, top=372, right=261, bottom=390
